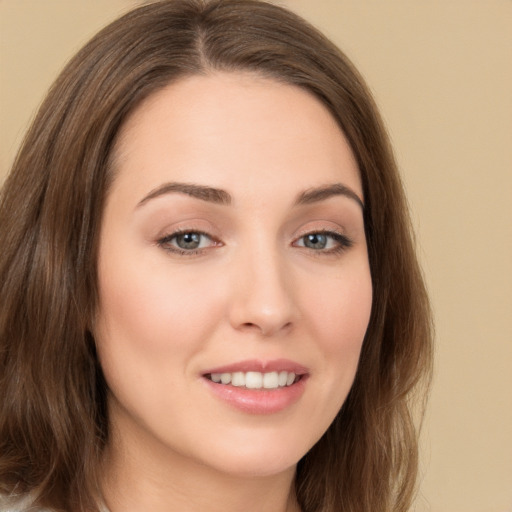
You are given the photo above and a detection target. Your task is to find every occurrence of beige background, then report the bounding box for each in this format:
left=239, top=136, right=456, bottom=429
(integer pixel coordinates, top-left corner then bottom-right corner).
left=1, top=1, right=511, bottom=511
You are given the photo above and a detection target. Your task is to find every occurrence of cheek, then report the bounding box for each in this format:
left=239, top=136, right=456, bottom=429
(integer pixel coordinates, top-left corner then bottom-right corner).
left=304, top=264, right=372, bottom=353
left=95, top=256, right=225, bottom=359
left=300, top=261, right=372, bottom=405
left=93, top=260, right=228, bottom=426
left=280, top=261, right=372, bottom=444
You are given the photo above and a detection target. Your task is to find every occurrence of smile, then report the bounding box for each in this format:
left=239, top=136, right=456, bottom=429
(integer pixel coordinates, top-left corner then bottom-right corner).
left=206, top=371, right=299, bottom=389
left=202, top=360, right=309, bottom=414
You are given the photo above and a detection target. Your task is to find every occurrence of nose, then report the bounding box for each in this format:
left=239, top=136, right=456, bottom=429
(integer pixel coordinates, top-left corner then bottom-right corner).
left=228, top=245, right=297, bottom=337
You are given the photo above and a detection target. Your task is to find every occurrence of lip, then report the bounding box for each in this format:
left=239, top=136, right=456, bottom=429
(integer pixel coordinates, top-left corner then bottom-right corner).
left=201, top=359, right=309, bottom=415
left=202, top=358, right=308, bottom=375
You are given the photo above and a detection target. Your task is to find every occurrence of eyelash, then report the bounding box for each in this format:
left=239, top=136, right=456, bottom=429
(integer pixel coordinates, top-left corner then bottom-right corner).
left=293, top=229, right=353, bottom=255
left=157, top=229, right=218, bottom=256
left=157, top=229, right=353, bottom=256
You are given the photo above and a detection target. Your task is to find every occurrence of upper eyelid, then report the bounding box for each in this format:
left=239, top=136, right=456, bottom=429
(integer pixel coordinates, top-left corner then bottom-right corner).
left=158, top=229, right=218, bottom=247
left=295, top=226, right=343, bottom=235
left=157, top=223, right=219, bottom=242
left=292, top=226, right=348, bottom=241
left=160, top=228, right=212, bottom=239
left=293, top=230, right=352, bottom=245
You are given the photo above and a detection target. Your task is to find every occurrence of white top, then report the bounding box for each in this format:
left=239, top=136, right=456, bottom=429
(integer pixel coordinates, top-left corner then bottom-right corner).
left=0, top=494, right=109, bottom=512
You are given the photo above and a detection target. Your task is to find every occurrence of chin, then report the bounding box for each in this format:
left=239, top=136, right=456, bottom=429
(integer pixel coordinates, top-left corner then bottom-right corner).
left=207, top=452, right=299, bottom=479
left=188, top=428, right=316, bottom=479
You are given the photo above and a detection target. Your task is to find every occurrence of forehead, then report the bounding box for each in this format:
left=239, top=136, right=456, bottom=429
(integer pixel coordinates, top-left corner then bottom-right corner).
left=109, top=72, right=362, bottom=204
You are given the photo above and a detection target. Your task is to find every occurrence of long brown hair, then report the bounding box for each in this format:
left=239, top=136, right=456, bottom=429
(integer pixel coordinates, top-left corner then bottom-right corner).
left=0, top=1, right=433, bottom=511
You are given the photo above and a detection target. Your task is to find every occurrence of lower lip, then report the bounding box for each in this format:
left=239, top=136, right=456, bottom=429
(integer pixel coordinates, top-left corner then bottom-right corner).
left=203, top=377, right=307, bottom=415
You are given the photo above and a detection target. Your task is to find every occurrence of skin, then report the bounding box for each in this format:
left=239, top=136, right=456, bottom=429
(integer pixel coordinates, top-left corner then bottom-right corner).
left=95, top=72, right=372, bottom=512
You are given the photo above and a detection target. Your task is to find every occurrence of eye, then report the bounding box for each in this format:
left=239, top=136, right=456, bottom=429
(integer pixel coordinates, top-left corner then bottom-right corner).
left=294, top=230, right=353, bottom=254
left=157, top=230, right=217, bottom=254
left=302, top=233, right=329, bottom=250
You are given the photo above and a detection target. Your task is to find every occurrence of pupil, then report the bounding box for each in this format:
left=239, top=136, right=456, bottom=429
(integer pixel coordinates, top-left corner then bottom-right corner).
left=305, top=233, right=327, bottom=249
left=177, top=232, right=200, bottom=249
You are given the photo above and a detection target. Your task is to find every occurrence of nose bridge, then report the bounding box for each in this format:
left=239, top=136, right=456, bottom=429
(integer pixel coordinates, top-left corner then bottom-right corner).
left=229, top=234, right=296, bottom=336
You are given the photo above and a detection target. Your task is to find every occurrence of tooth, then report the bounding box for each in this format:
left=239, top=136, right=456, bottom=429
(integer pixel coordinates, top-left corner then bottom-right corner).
left=220, top=373, right=232, bottom=385
left=263, top=372, right=279, bottom=389
left=213, top=370, right=298, bottom=388
left=245, top=372, right=263, bottom=389
left=231, top=372, right=245, bottom=387
left=286, top=372, right=296, bottom=386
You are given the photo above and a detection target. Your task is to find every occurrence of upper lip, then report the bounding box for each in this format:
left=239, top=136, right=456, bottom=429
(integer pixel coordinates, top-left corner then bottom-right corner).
left=202, top=359, right=309, bottom=375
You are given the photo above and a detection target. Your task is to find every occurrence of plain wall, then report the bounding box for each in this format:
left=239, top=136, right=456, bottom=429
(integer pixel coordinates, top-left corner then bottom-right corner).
left=1, top=1, right=511, bottom=511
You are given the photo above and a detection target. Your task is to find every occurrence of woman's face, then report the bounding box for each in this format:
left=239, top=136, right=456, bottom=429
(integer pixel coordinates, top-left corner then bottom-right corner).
left=95, top=72, right=372, bottom=478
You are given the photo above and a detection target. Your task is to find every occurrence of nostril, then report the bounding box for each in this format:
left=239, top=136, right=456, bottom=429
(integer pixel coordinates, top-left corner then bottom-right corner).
left=239, top=320, right=293, bottom=337
left=240, top=322, right=260, bottom=332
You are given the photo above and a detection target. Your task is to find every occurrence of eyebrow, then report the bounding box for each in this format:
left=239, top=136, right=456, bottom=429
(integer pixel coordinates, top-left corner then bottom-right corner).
left=137, top=181, right=363, bottom=210
left=138, top=182, right=232, bottom=207
left=295, top=184, right=364, bottom=210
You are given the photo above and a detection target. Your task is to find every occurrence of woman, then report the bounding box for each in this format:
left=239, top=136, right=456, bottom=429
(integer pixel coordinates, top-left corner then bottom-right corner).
left=0, top=1, right=433, bottom=511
